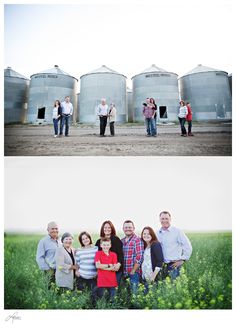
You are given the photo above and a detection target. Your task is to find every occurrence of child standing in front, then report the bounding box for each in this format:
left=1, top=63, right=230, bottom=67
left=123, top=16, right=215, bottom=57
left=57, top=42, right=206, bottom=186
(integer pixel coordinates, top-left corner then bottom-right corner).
left=95, top=237, right=118, bottom=302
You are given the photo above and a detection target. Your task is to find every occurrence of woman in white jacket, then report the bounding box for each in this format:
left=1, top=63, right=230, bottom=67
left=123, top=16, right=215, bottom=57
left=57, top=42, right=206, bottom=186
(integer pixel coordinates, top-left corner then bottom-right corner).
left=55, top=232, right=77, bottom=290
left=178, top=101, right=188, bottom=137
left=108, top=103, right=117, bottom=136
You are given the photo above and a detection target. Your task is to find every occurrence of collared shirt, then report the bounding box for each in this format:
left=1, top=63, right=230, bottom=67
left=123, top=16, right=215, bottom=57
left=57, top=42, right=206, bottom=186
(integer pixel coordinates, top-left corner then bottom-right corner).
left=36, top=235, right=61, bottom=270
left=97, top=104, right=109, bottom=116
left=61, top=101, right=73, bottom=115
left=157, top=226, right=192, bottom=263
left=95, top=250, right=118, bottom=287
left=121, top=234, right=144, bottom=276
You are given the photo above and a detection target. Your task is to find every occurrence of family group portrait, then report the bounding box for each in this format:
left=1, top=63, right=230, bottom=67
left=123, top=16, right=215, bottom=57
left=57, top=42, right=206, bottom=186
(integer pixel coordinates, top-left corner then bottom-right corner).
left=4, top=157, right=232, bottom=311
left=50, top=96, right=194, bottom=139
left=35, top=213, right=192, bottom=308
left=2, top=0, right=233, bottom=329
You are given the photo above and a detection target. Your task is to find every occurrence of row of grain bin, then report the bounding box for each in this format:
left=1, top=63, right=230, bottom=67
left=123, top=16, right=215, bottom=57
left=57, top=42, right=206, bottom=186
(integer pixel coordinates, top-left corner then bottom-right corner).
left=4, top=64, right=232, bottom=124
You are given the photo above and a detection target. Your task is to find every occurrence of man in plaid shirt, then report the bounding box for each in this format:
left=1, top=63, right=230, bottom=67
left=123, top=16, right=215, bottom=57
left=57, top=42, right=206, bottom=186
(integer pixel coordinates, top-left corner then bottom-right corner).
left=121, top=220, right=144, bottom=294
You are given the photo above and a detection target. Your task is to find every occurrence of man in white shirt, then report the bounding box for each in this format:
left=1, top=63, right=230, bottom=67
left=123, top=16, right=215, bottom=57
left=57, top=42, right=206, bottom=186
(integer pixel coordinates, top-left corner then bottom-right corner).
left=157, top=211, right=192, bottom=279
left=60, top=96, right=73, bottom=136
left=96, top=98, right=108, bottom=136
left=36, top=221, right=61, bottom=288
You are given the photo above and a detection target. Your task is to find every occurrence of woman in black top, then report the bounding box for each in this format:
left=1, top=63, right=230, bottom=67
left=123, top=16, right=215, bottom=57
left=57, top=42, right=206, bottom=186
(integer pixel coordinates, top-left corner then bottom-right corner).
left=150, top=97, right=157, bottom=127
left=141, top=226, right=164, bottom=293
left=95, top=220, right=124, bottom=285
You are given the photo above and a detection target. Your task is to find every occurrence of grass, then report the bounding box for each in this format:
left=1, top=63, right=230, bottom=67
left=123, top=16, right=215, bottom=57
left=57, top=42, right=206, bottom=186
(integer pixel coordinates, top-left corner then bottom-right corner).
left=4, top=232, right=232, bottom=309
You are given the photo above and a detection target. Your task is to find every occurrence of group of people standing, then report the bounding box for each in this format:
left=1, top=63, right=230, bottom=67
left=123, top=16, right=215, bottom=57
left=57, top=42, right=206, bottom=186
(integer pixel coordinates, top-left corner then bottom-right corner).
left=52, top=96, right=73, bottom=137
left=96, top=98, right=117, bottom=137
left=178, top=101, right=194, bottom=137
left=52, top=96, right=193, bottom=139
left=36, top=211, right=192, bottom=304
left=142, top=97, right=157, bottom=137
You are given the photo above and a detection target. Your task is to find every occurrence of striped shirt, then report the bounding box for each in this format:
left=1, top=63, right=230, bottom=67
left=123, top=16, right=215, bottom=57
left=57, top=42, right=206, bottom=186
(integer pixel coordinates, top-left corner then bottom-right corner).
left=121, top=234, right=144, bottom=276
left=75, top=246, right=98, bottom=279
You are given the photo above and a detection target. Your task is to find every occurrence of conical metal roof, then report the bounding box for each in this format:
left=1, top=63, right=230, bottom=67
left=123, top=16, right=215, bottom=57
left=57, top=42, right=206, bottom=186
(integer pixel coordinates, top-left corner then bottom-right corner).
left=132, top=64, right=177, bottom=79
left=80, top=65, right=126, bottom=78
left=180, top=64, right=228, bottom=78
left=31, top=65, right=78, bottom=81
left=4, top=67, right=29, bottom=80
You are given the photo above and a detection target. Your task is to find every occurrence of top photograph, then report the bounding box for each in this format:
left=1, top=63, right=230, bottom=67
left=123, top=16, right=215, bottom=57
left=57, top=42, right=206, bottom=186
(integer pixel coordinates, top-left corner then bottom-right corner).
left=4, top=4, right=232, bottom=157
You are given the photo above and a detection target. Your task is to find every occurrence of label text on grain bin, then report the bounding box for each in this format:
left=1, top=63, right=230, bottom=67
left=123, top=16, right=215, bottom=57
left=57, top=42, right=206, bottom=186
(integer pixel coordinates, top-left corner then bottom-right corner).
left=34, top=74, right=58, bottom=79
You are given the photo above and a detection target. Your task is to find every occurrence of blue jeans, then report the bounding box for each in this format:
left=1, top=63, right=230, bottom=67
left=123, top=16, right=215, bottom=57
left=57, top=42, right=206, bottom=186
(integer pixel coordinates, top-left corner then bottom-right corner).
left=166, top=263, right=182, bottom=280
left=97, top=287, right=116, bottom=302
left=116, top=271, right=122, bottom=286
left=145, top=118, right=156, bottom=136
left=187, top=120, right=192, bottom=134
left=53, top=118, right=59, bottom=135
left=128, top=272, right=140, bottom=295
left=178, top=117, right=187, bottom=135
left=60, top=114, right=71, bottom=136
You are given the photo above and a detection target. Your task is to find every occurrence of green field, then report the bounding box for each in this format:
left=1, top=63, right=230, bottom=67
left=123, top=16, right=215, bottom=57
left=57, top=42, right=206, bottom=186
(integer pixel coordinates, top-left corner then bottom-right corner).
left=4, top=232, right=232, bottom=309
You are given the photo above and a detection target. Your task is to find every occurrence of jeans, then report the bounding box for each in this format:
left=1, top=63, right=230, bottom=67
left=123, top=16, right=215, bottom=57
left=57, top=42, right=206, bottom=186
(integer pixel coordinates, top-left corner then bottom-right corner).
left=162, top=263, right=182, bottom=280
left=99, top=116, right=107, bottom=136
left=141, top=278, right=158, bottom=295
left=97, top=287, right=116, bottom=302
left=76, top=276, right=97, bottom=303
left=58, top=116, right=63, bottom=134
left=187, top=120, right=192, bottom=134
left=60, top=114, right=71, bottom=136
left=145, top=118, right=156, bottom=136
left=178, top=117, right=187, bottom=135
left=53, top=118, right=59, bottom=135
left=76, top=276, right=96, bottom=291
left=128, top=272, right=140, bottom=295
left=110, top=121, right=115, bottom=136
left=116, top=271, right=122, bottom=286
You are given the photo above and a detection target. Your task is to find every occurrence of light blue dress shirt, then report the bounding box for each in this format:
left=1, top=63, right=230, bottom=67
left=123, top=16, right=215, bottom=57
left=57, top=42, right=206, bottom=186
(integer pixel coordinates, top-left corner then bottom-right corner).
left=157, top=226, right=192, bottom=263
left=36, top=235, right=60, bottom=270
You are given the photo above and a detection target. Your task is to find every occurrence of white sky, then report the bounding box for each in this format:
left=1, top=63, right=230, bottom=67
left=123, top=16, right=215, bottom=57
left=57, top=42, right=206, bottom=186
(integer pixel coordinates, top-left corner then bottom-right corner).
left=5, top=157, right=232, bottom=234
left=3, top=0, right=233, bottom=89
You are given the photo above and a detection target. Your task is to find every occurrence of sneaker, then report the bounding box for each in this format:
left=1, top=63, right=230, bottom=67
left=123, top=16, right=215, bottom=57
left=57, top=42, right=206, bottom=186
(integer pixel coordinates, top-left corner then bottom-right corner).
left=188, top=133, right=194, bottom=136
left=54, top=135, right=58, bottom=138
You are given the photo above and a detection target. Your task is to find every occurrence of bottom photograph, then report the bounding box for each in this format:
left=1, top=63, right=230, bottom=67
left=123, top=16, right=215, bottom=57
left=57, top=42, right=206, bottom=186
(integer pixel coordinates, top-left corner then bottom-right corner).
left=4, top=157, right=232, bottom=310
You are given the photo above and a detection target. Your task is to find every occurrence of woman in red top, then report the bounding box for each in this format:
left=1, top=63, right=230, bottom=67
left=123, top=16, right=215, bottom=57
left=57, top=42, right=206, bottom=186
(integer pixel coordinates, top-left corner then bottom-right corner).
left=186, top=102, right=194, bottom=136
left=95, top=237, right=118, bottom=303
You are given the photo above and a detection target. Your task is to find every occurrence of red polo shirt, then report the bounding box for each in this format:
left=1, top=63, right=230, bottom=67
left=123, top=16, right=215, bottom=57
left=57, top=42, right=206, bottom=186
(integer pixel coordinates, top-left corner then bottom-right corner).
left=95, top=251, right=118, bottom=287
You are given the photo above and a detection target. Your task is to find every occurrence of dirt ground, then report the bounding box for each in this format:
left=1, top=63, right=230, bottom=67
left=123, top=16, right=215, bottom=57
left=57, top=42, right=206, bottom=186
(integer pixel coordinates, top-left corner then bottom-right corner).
left=4, top=121, right=232, bottom=156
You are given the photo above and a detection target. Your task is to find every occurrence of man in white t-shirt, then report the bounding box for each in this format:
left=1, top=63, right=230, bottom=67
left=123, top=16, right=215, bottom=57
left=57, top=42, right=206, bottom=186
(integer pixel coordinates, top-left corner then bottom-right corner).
left=60, top=96, right=73, bottom=136
left=96, top=98, right=108, bottom=136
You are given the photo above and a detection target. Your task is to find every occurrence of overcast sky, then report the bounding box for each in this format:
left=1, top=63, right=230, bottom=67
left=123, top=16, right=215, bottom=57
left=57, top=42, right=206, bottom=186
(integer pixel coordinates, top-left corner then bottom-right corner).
left=4, top=0, right=233, bottom=89
left=5, top=157, right=232, bottom=234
